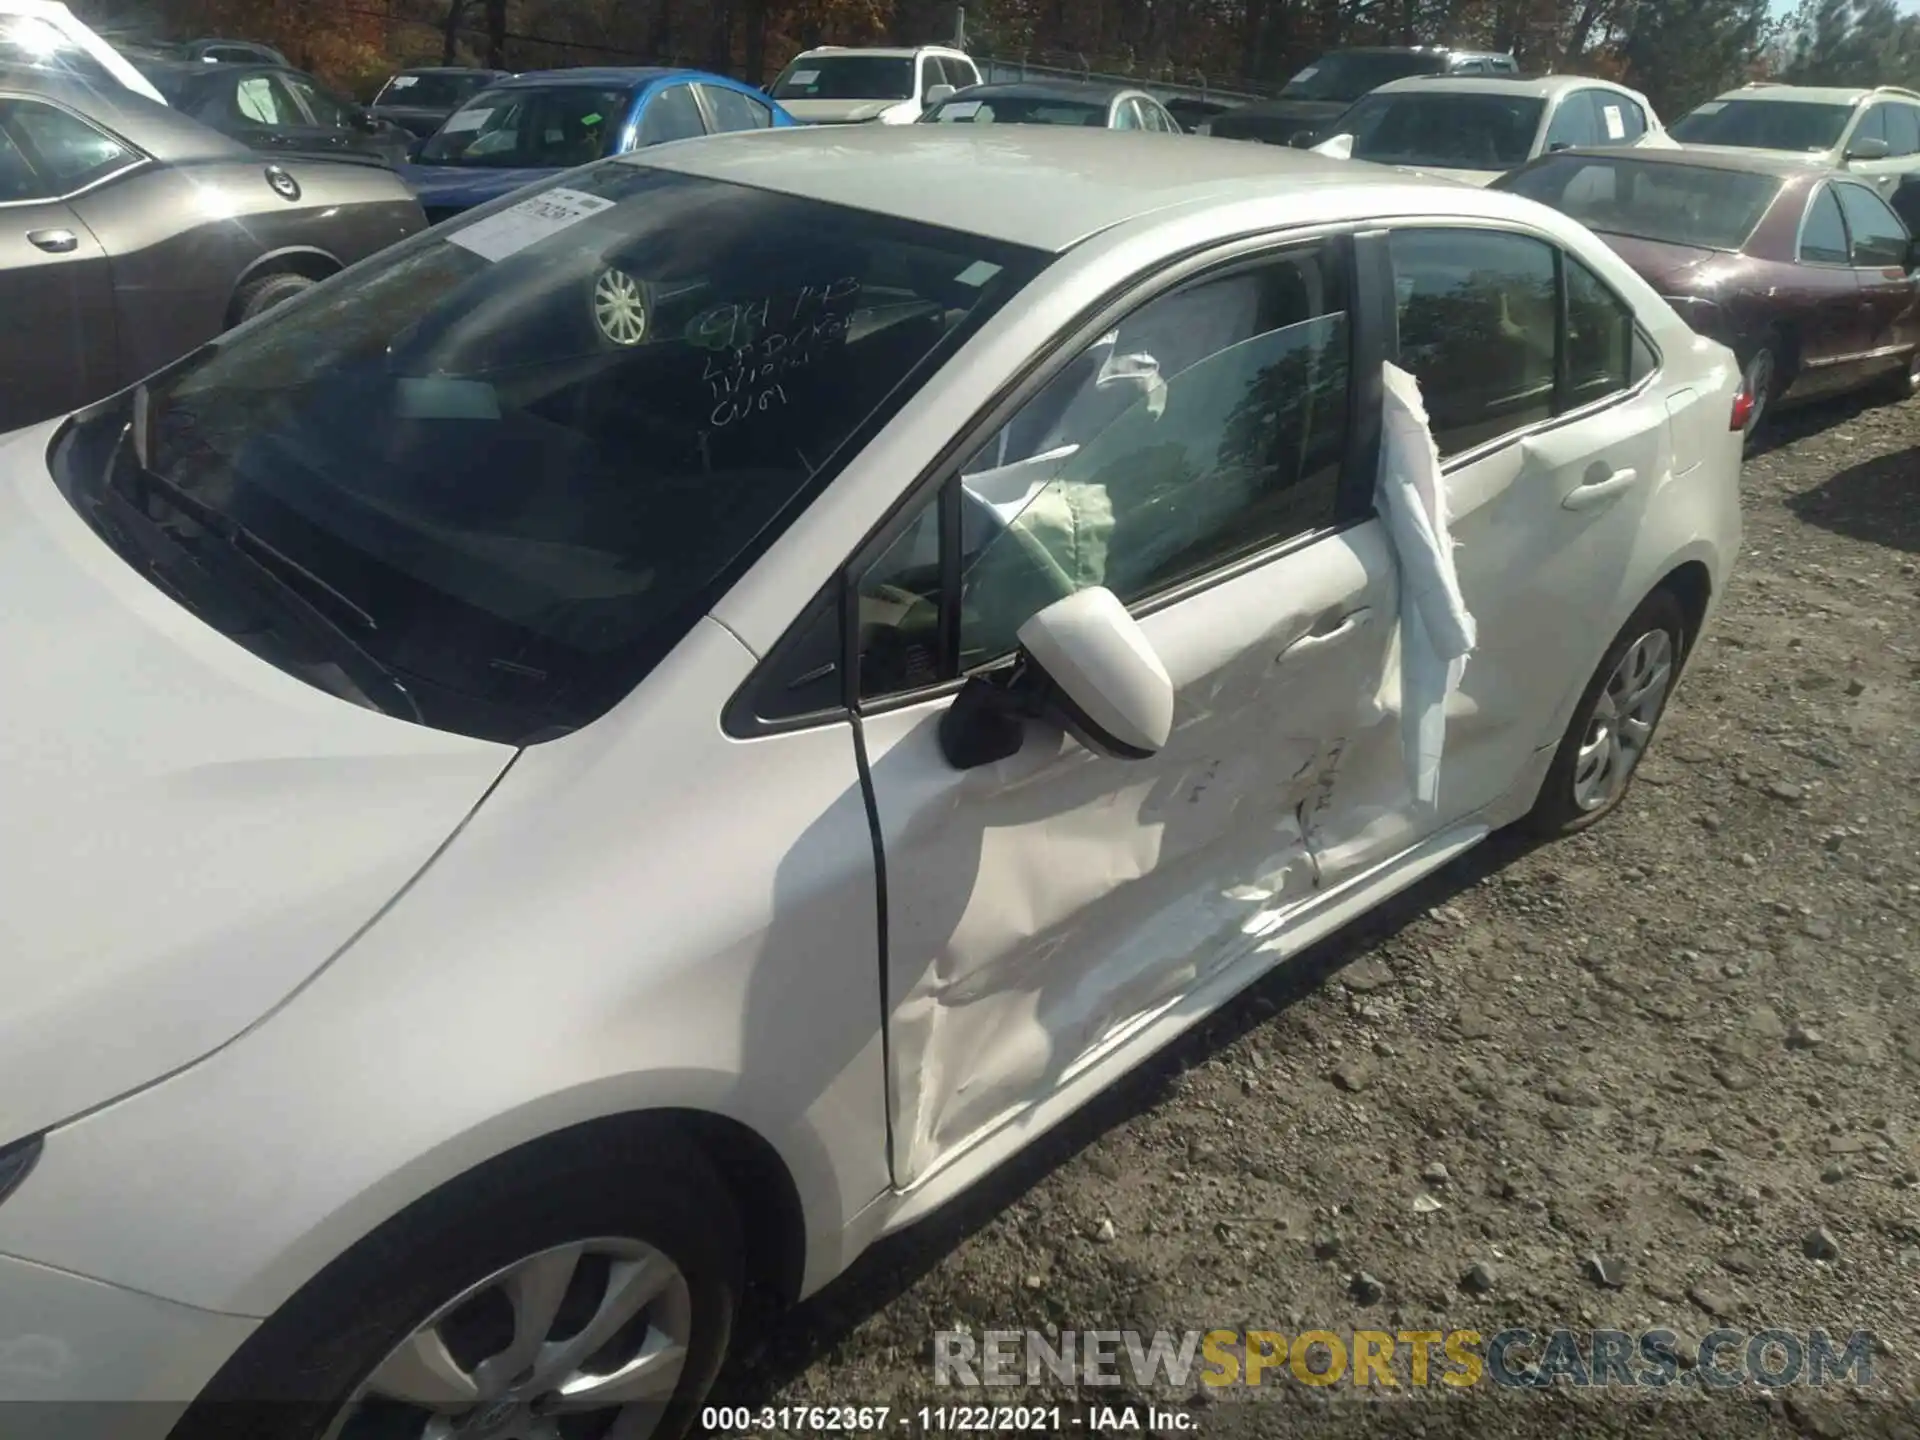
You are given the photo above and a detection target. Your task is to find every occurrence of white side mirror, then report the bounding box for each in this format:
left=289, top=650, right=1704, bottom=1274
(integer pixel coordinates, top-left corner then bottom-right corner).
left=1310, top=132, right=1354, bottom=159
left=924, top=83, right=956, bottom=107
left=1017, top=587, right=1173, bottom=758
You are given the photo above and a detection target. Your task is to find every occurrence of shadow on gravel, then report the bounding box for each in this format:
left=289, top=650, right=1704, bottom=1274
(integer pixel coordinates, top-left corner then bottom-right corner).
left=1747, top=389, right=1902, bottom=460
left=713, top=826, right=1552, bottom=1408
left=1784, top=442, right=1920, bottom=554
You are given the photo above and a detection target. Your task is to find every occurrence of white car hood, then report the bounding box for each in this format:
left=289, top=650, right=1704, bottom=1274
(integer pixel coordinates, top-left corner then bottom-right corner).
left=782, top=97, right=914, bottom=124
left=0, top=420, right=516, bottom=1145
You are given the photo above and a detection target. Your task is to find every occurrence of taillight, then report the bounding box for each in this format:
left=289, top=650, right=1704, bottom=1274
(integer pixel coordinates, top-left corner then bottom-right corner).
left=1729, top=383, right=1755, bottom=432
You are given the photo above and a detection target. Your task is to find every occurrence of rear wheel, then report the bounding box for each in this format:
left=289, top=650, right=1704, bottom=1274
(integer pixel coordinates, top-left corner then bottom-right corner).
left=1522, top=588, right=1687, bottom=837
left=231, top=271, right=318, bottom=326
left=173, top=1129, right=742, bottom=1440
left=1739, top=344, right=1776, bottom=450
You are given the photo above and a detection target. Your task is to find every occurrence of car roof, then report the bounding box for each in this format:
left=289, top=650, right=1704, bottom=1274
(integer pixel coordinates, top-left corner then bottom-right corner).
left=493, top=66, right=709, bottom=88
left=1536, top=143, right=1830, bottom=182
left=0, top=62, right=251, bottom=164
left=791, top=45, right=965, bottom=59
left=943, top=79, right=1137, bottom=104
left=394, top=65, right=505, bottom=76
left=1708, top=84, right=1871, bottom=107
left=633, top=123, right=1472, bottom=251
left=1335, top=44, right=1509, bottom=58
left=1374, top=73, right=1620, bottom=99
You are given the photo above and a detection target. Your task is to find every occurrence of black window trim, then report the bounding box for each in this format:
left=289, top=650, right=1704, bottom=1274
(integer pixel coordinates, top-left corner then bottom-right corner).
left=1377, top=217, right=1665, bottom=474
left=0, top=95, right=148, bottom=207
left=723, top=222, right=1382, bottom=738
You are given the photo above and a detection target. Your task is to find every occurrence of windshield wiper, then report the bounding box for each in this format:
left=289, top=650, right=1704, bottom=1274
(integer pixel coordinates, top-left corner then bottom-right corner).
left=105, top=398, right=424, bottom=724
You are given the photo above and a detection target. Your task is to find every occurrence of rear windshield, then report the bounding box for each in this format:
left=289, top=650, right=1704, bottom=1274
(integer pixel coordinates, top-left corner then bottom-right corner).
left=420, top=85, right=631, bottom=167
left=922, top=95, right=1107, bottom=126
left=378, top=71, right=496, bottom=109
left=770, top=55, right=914, bottom=102
left=51, top=162, right=1047, bottom=744
left=1670, top=98, right=1853, bottom=153
left=1496, top=155, right=1783, bottom=251
left=1281, top=52, right=1445, bottom=103
left=1336, top=91, right=1545, bottom=170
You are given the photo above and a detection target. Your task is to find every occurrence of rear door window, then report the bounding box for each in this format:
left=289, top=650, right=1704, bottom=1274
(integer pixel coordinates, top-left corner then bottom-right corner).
left=5, top=99, right=136, bottom=192
left=1835, top=182, right=1910, bottom=266
left=697, top=84, right=773, bottom=132
left=638, top=83, right=706, bottom=144
left=1800, top=185, right=1852, bottom=264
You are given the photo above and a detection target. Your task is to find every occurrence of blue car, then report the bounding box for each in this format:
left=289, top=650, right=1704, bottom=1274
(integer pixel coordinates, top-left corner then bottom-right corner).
left=399, top=66, right=796, bottom=222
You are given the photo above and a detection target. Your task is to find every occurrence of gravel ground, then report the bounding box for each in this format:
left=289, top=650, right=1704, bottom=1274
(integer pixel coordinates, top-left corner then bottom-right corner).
left=713, top=392, right=1920, bottom=1439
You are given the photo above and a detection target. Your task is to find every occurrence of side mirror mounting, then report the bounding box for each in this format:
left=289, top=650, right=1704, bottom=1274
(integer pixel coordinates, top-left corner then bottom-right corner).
left=924, top=82, right=956, bottom=106
left=937, top=588, right=1174, bottom=771
left=1848, top=136, right=1891, bottom=163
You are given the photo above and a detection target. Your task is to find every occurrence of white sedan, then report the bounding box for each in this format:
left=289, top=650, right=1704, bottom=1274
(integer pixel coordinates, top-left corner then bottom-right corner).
left=0, top=125, right=1743, bottom=1440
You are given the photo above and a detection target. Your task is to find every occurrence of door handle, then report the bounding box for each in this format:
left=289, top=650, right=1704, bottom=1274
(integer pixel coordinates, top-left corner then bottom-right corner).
left=1279, top=607, right=1373, bottom=661
left=26, top=228, right=78, bottom=254
left=1563, top=463, right=1637, bottom=511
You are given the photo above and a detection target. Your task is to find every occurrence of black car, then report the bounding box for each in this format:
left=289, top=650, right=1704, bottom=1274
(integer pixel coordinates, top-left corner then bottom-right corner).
left=1204, top=45, right=1518, bottom=144
left=172, top=37, right=290, bottom=65
left=369, top=66, right=511, bottom=138
left=135, top=59, right=412, bottom=167
left=0, top=65, right=425, bottom=431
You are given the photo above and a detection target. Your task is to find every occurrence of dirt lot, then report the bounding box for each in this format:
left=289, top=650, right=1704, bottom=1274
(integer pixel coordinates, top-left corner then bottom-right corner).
left=715, top=394, right=1920, bottom=1439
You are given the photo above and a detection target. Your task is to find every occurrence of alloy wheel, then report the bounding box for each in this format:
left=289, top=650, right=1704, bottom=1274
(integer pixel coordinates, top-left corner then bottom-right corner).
left=324, top=1238, right=693, bottom=1440
left=1570, top=627, right=1674, bottom=813
left=592, top=269, right=649, bottom=348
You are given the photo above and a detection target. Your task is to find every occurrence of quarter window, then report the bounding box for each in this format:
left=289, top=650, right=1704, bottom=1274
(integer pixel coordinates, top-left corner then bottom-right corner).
left=639, top=83, right=705, bottom=144
left=1564, top=254, right=1637, bottom=405
left=233, top=74, right=296, bottom=126
left=1835, top=182, right=1909, bottom=267
left=698, top=84, right=772, bottom=132
left=1891, top=104, right=1920, bottom=157
left=1544, top=93, right=1600, bottom=150
left=1389, top=228, right=1557, bottom=456
left=1801, top=185, right=1851, bottom=263
left=283, top=73, right=353, bottom=129
left=5, top=99, right=133, bottom=193
left=857, top=245, right=1353, bottom=695
left=0, top=116, right=40, bottom=202
left=1849, top=104, right=1888, bottom=155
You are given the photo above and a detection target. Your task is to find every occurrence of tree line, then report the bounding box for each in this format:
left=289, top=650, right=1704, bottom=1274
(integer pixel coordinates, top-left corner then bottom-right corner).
left=82, top=0, right=1920, bottom=121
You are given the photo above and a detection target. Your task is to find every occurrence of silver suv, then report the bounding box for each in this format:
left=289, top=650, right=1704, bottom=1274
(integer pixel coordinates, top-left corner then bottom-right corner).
left=1670, top=82, right=1920, bottom=201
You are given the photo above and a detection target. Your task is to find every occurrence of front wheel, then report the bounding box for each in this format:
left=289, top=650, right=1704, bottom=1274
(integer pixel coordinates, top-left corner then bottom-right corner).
left=1522, top=588, right=1687, bottom=837
left=173, top=1129, right=742, bottom=1440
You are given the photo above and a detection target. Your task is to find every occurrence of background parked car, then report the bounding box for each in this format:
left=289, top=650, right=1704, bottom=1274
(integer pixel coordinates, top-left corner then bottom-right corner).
left=400, top=66, right=793, bottom=222
left=1669, top=83, right=1920, bottom=203
left=369, top=64, right=510, bottom=138
left=136, top=58, right=412, bottom=167
left=1309, top=74, right=1670, bottom=183
left=1495, top=145, right=1920, bottom=443
left=768, top=43, right=980, bottom=124
left=1201, top=44, right=1517, bottom=143
left=166, top=37, right=289, bottom=66
left=0, top=0, right=164, bottom=102
left=0, top=66, right=424, bottom=432
left=919, top=79, right=1182, bottom=132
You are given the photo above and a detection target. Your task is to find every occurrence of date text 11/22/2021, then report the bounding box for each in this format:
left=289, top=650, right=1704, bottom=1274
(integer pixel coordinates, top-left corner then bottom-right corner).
left=701, top=1405, right=1197, bottom=1432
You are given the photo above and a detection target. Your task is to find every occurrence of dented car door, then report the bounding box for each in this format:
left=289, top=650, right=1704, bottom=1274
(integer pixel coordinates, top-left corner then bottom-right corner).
left=851, top=236, right=1420, bottom=1188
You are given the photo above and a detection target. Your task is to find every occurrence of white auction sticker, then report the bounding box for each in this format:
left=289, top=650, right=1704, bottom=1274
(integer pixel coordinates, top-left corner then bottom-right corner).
left=788, top=69, right=819, bottom=85
left=449, top=187, right=617, bottom=262
left=941, top=99, right=983, bottom=119
left=1602, top=103, right=1625, bottom=140
left=441, top=106, right=492, bottom=133
left=389, top=75, right=418, bottom=89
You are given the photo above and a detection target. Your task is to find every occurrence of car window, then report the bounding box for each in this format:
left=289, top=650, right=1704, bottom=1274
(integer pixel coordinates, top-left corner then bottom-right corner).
left=1800, top=185, right=1851, bottom=264
left=1341, top=92, right=1546, bottom=171
left=770, top=55, right=915, bottom=101
left=73, top=164, right=1046, bottom=744
left=1497, top=154, right=1782, bottom=252
left=639, top=83, right=706, bottom=144
left=4, top=99, right=135, bottom=194
left=0, top=116, right=43, bottom=202
left=1891, top=104, right=1920, bottom=156
left=1564, top=255, right=1638, bottom=407
left=939, top=57, right=977, bottom=89
left=1590, top=92, right=1639, bottom=144
left=918, top=56, right=943, bottom=96
left=1835, top=182, right=1910, bottom=266
left=856, top=244, right=1353, bottom=693
left=1670, top=99, right=1853, bottom=153
left=1144, top=100, right=1176, bottom=132
left=1851, top=104, right=1888, bottom=155
left=697, top=83, right=772, bottom=132
left=1112, top=98, right=1142, bottom=130
left=421, top=87, right=632, bottom=167
left=1544, top=92, right=1601, bottom=150
left=282, top=73, right=354, bottom=130
left=233, top=74, right=297, bottom=127
left=1389, top=228, right=1557, bottom=456
left=926, top=96, right=1107, bottom=126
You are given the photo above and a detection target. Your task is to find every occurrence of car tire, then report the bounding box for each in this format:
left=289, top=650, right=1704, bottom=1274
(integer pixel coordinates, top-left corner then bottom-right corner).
left=1521, top=587, right=1688, bottom=838
left=1880, top=346, right=1920, bottom=401
left=231, top=271, right=318, bottom=327
left=172, top=1125, right=743, bottom=1440
left=1738, top=341, right=1778, bottom=452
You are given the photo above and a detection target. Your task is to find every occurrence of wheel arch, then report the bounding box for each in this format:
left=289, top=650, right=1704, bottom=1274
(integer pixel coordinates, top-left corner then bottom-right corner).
left=226, top=247, right=345, bottom=324
left=1656, top=557, right=1713, bottom=661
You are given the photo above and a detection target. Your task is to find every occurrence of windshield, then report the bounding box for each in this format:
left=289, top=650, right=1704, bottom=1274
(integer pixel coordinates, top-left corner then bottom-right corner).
left=51, top=162, right=1047, bottom=744
left=1669, top=98, right=1853, bottom=153
left=1496, top=155, right=1782, bottom=251
left=771, top=55, right=914, bottom=102
left=1281, top=51, right=1443, bottom=102
left=377, top=71, right=495, bottom=109
left=420, top=86, right=630, bottom=167
left=1336, top=92, right=1544, bottom=170
left=923, top=95, right=1107, bottom=126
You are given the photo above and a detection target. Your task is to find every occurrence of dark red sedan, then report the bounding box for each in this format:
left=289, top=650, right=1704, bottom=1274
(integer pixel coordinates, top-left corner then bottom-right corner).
left=1494, top=145, right=1920, bottom=443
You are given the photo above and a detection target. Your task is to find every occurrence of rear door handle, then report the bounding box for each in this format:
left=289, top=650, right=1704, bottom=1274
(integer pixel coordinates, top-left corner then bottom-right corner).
left=26, top=228, right=78, bottom=254
left=1280, top=607, right=1373, bottom=660
left=1563, top=463, right=1637, bottom=511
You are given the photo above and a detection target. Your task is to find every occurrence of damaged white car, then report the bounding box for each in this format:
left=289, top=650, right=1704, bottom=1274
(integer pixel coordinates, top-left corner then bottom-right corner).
left=0, top=126, right=1743, bottom=1440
